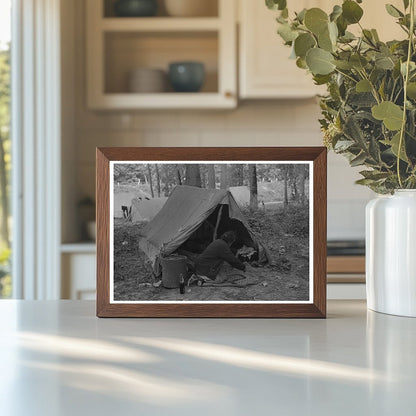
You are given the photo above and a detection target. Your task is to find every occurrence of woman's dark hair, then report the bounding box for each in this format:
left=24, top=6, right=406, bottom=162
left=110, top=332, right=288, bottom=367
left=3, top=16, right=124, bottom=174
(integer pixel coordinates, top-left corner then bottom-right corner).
left=220, top=231, right=236, bottom=244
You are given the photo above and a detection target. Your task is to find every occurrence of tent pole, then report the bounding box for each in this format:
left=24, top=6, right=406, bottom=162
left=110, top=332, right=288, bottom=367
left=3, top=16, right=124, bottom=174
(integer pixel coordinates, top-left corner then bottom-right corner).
left=213, top=205, right=223, bottom=241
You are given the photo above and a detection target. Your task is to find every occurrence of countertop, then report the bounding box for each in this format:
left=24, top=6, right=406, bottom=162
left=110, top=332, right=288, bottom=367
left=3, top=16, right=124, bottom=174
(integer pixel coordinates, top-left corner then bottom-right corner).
left=0, top=300, right=415, bottom=415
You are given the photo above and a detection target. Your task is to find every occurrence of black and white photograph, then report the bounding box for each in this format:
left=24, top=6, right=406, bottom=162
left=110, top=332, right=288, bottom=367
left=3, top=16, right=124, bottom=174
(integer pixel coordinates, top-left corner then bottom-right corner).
left=110, top=161, right=312, bottom=303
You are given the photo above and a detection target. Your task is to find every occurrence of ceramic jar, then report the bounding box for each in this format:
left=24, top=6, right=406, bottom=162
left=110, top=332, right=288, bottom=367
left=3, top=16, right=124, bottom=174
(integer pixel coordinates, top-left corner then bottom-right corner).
left=114, top=0, right=158, bottom=17
left=168, top=62, right=205, bottom=92
left=366, top=190, right=416, bottom=317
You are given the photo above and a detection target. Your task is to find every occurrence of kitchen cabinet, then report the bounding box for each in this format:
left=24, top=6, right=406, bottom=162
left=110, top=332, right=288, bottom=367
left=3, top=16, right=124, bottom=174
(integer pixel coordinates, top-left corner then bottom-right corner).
left=239, top=0, right=325, bottom=99
left=238, top=0, right=404, bottom=99
left=61, top=245, right=96, bottom=300
left=86, top=0, right=237, bottom=109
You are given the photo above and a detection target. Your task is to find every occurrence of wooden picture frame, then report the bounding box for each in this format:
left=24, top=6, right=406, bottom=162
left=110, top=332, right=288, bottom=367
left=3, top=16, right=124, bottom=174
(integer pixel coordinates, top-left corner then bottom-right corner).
left=96, top=147, right=327, bottom=318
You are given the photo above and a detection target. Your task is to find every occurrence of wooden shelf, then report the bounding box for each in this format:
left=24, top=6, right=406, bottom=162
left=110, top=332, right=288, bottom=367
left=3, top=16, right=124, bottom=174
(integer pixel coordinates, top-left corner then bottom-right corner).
left=89, top=92, right=235, bottom=110
left=101, top=17, right=221, bottom=32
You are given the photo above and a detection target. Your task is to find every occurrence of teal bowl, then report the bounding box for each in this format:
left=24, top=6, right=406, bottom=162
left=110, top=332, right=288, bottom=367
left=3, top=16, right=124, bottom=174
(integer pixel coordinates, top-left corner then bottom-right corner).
left=114, top=0, right=157, bottom=17
left=168, top=62, right=205, bottom=93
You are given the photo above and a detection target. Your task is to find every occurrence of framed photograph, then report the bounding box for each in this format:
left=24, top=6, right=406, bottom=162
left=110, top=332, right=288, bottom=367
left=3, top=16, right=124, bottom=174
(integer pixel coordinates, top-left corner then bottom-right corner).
left=96, top=147, right=327, bottom=318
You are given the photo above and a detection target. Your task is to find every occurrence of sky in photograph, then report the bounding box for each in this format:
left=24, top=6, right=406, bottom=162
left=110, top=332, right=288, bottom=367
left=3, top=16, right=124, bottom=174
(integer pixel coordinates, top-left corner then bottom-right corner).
left=0, top=0, right=11, bottom=49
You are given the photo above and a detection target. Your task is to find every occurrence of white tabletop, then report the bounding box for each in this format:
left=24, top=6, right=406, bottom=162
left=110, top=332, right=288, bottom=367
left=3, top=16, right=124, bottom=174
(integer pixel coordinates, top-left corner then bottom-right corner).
left=0, top=300, right=415, bottom=416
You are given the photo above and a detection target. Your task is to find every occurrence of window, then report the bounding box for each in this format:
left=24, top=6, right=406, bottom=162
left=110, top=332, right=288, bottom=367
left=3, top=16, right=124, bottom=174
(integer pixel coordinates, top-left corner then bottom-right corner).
left=0, top=0, right=11, bottom=298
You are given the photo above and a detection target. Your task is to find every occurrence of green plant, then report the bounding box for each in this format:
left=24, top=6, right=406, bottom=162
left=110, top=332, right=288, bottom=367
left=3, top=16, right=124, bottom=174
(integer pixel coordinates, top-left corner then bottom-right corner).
left=266, top=0, right=416, bottom=193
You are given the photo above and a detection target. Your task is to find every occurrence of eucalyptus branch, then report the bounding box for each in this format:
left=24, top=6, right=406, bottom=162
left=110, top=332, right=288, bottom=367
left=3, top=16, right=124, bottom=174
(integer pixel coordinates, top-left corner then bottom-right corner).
left=397, top=0, right=415, bottom=188
left=334, top=68, right=358, bottom=83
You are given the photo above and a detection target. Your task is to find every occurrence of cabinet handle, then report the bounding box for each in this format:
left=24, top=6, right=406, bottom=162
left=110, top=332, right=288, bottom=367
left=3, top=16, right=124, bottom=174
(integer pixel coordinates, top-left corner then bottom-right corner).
left=225, top=91, right=234, bottom=99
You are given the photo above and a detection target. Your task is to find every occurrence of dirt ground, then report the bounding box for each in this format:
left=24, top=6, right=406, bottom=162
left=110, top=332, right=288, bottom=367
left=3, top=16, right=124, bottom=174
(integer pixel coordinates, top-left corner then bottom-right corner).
left=113, top=204, right=310, bottom=302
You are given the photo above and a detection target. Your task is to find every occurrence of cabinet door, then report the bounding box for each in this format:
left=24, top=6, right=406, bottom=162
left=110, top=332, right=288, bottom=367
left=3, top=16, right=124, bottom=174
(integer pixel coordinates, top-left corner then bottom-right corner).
left=239, top=0, right=326, bottom=99
left=239, top=0, right=404, bottom=99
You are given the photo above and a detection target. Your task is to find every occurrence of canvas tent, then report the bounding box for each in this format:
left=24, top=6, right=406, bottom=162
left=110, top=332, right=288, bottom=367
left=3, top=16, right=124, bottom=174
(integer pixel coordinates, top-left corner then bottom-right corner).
left=130, top=197, right=168, bottom=222
left=229, top=186, right=250, bottom=207
left=139, top=185, right=269, bottom=273
left=114, top=192, right=135, bottom=218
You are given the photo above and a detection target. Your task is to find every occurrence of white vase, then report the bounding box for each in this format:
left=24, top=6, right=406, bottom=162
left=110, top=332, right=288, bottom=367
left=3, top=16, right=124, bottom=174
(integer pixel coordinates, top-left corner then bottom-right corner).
left=366, top=190, right=416, bottom=317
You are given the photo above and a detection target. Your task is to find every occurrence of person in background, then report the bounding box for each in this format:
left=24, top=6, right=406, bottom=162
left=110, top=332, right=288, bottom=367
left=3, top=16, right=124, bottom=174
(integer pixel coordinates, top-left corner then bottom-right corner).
left=191, top=230, right=246, bottom=284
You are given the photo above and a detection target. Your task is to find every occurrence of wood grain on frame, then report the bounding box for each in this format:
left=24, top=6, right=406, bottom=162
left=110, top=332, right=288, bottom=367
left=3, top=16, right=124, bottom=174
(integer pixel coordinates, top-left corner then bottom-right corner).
left=96, top=147, right=327, bottom=318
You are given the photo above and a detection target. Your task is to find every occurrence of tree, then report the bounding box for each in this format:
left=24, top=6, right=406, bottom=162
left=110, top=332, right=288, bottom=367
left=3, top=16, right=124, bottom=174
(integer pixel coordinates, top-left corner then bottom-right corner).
left=155, top=164, right=161, bottom=197
left=230, top=165, right=244, bottom=186
left=279, top=165, right=290, bottom=208
left=185, top=164, right=201, bottom=187
left=220, top=164, right=229, bottom=189
left=175, top=164, right=182, bottom=185
left=207, top=165, right=216, bottom=189
left=248, top=164, right=258, bottom=209
left=0, top=46, right=10, bottom=248
left=299, top=165, right=309, bottom=205
left=147, top=164, right=154, bottom=198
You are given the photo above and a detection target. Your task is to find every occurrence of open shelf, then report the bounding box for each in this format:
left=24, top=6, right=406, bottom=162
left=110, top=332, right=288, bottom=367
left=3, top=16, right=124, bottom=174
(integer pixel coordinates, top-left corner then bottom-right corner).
left=104, top=31, right=218, bottom=94
left=102, top=17, right=221, bottom=31
left=103, top=0, right=219, bottom=18
left=87, top=0, right=236, bottom=109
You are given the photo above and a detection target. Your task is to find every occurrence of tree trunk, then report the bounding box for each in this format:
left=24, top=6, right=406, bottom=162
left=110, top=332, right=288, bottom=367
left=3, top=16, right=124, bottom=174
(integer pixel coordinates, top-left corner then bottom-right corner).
left=0, top=132, right=9, bottom=247
left=207, top=165, right=216, bottom=189
left=235, top=165, right=244, bottom=186
left=147, top=164, right=154, bottom=198
left=155, top=164, right=161, bottom=197
left=283, top=167, right=289, bottom=208
left=300, top=165, right=306, bottom=205
left=249, top=164, right=258, bottom=209
left=176, top=164, right=182, bottom=185
left=185, top=164, right=202, bottom=187
left=220, top=164, right=229, bottom=189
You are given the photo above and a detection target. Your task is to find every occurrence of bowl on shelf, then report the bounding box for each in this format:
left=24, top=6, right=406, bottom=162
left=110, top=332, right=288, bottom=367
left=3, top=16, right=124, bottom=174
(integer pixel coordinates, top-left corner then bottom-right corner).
left=168, top=61, right=205, bottom=92
left=128, top=68, right=167, bottom=93
left=114, top=0, right=158, bottom=17
left=164, top=0, right=218, bottom=17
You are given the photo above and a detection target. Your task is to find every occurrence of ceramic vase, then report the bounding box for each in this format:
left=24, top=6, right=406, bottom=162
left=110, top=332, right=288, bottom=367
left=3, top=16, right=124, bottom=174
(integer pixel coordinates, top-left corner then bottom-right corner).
left=366, top=190, right=416, bottom=317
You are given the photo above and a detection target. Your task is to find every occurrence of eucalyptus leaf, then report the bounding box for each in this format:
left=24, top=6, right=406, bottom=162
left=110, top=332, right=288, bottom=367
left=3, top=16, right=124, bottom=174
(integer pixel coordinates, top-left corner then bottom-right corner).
left=318, top=27, right=334, bottom=52
left=277, top=23, right=299, bottom=43
left=383, top=132, right=409, bottom=162
left=407, top=82, right=416, bottom=99
left=294, top=33, right=316, bottom=58
left=336, top=15, right=348, bottom=36
left=375, top=55, right=395, bottom=70
left=266, top=0, right=287, bottom=11
left=296, top=8, right=307, bottom=23
left=313, top=74, right=332, bottom=85
left=334, top=140, right=355, bottom=151
left=350, top=54, right=368, bottom=70
left=304, top=8, right=329, bottom=35
left=330, top=5, right=342, bottom=22
left=296, top=57, right=308, bottom=69
left=306, top=48, right=335, bottom=75
left=342, top=0, right=364, bottom=24
left=333, top=60, right=353, bottom=70
left=356, top=79, right=372, bottom=93
left=339, top=31, right=356, bottom=43
left=385, top=4, right=404, bottom=18
left=371, top=29, right=380, bottom=43
left=350, top=152, right=368, bottom=167
left=360, top=170, right=392, bottom=180
left=372, top=101, right=404, bottom=130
